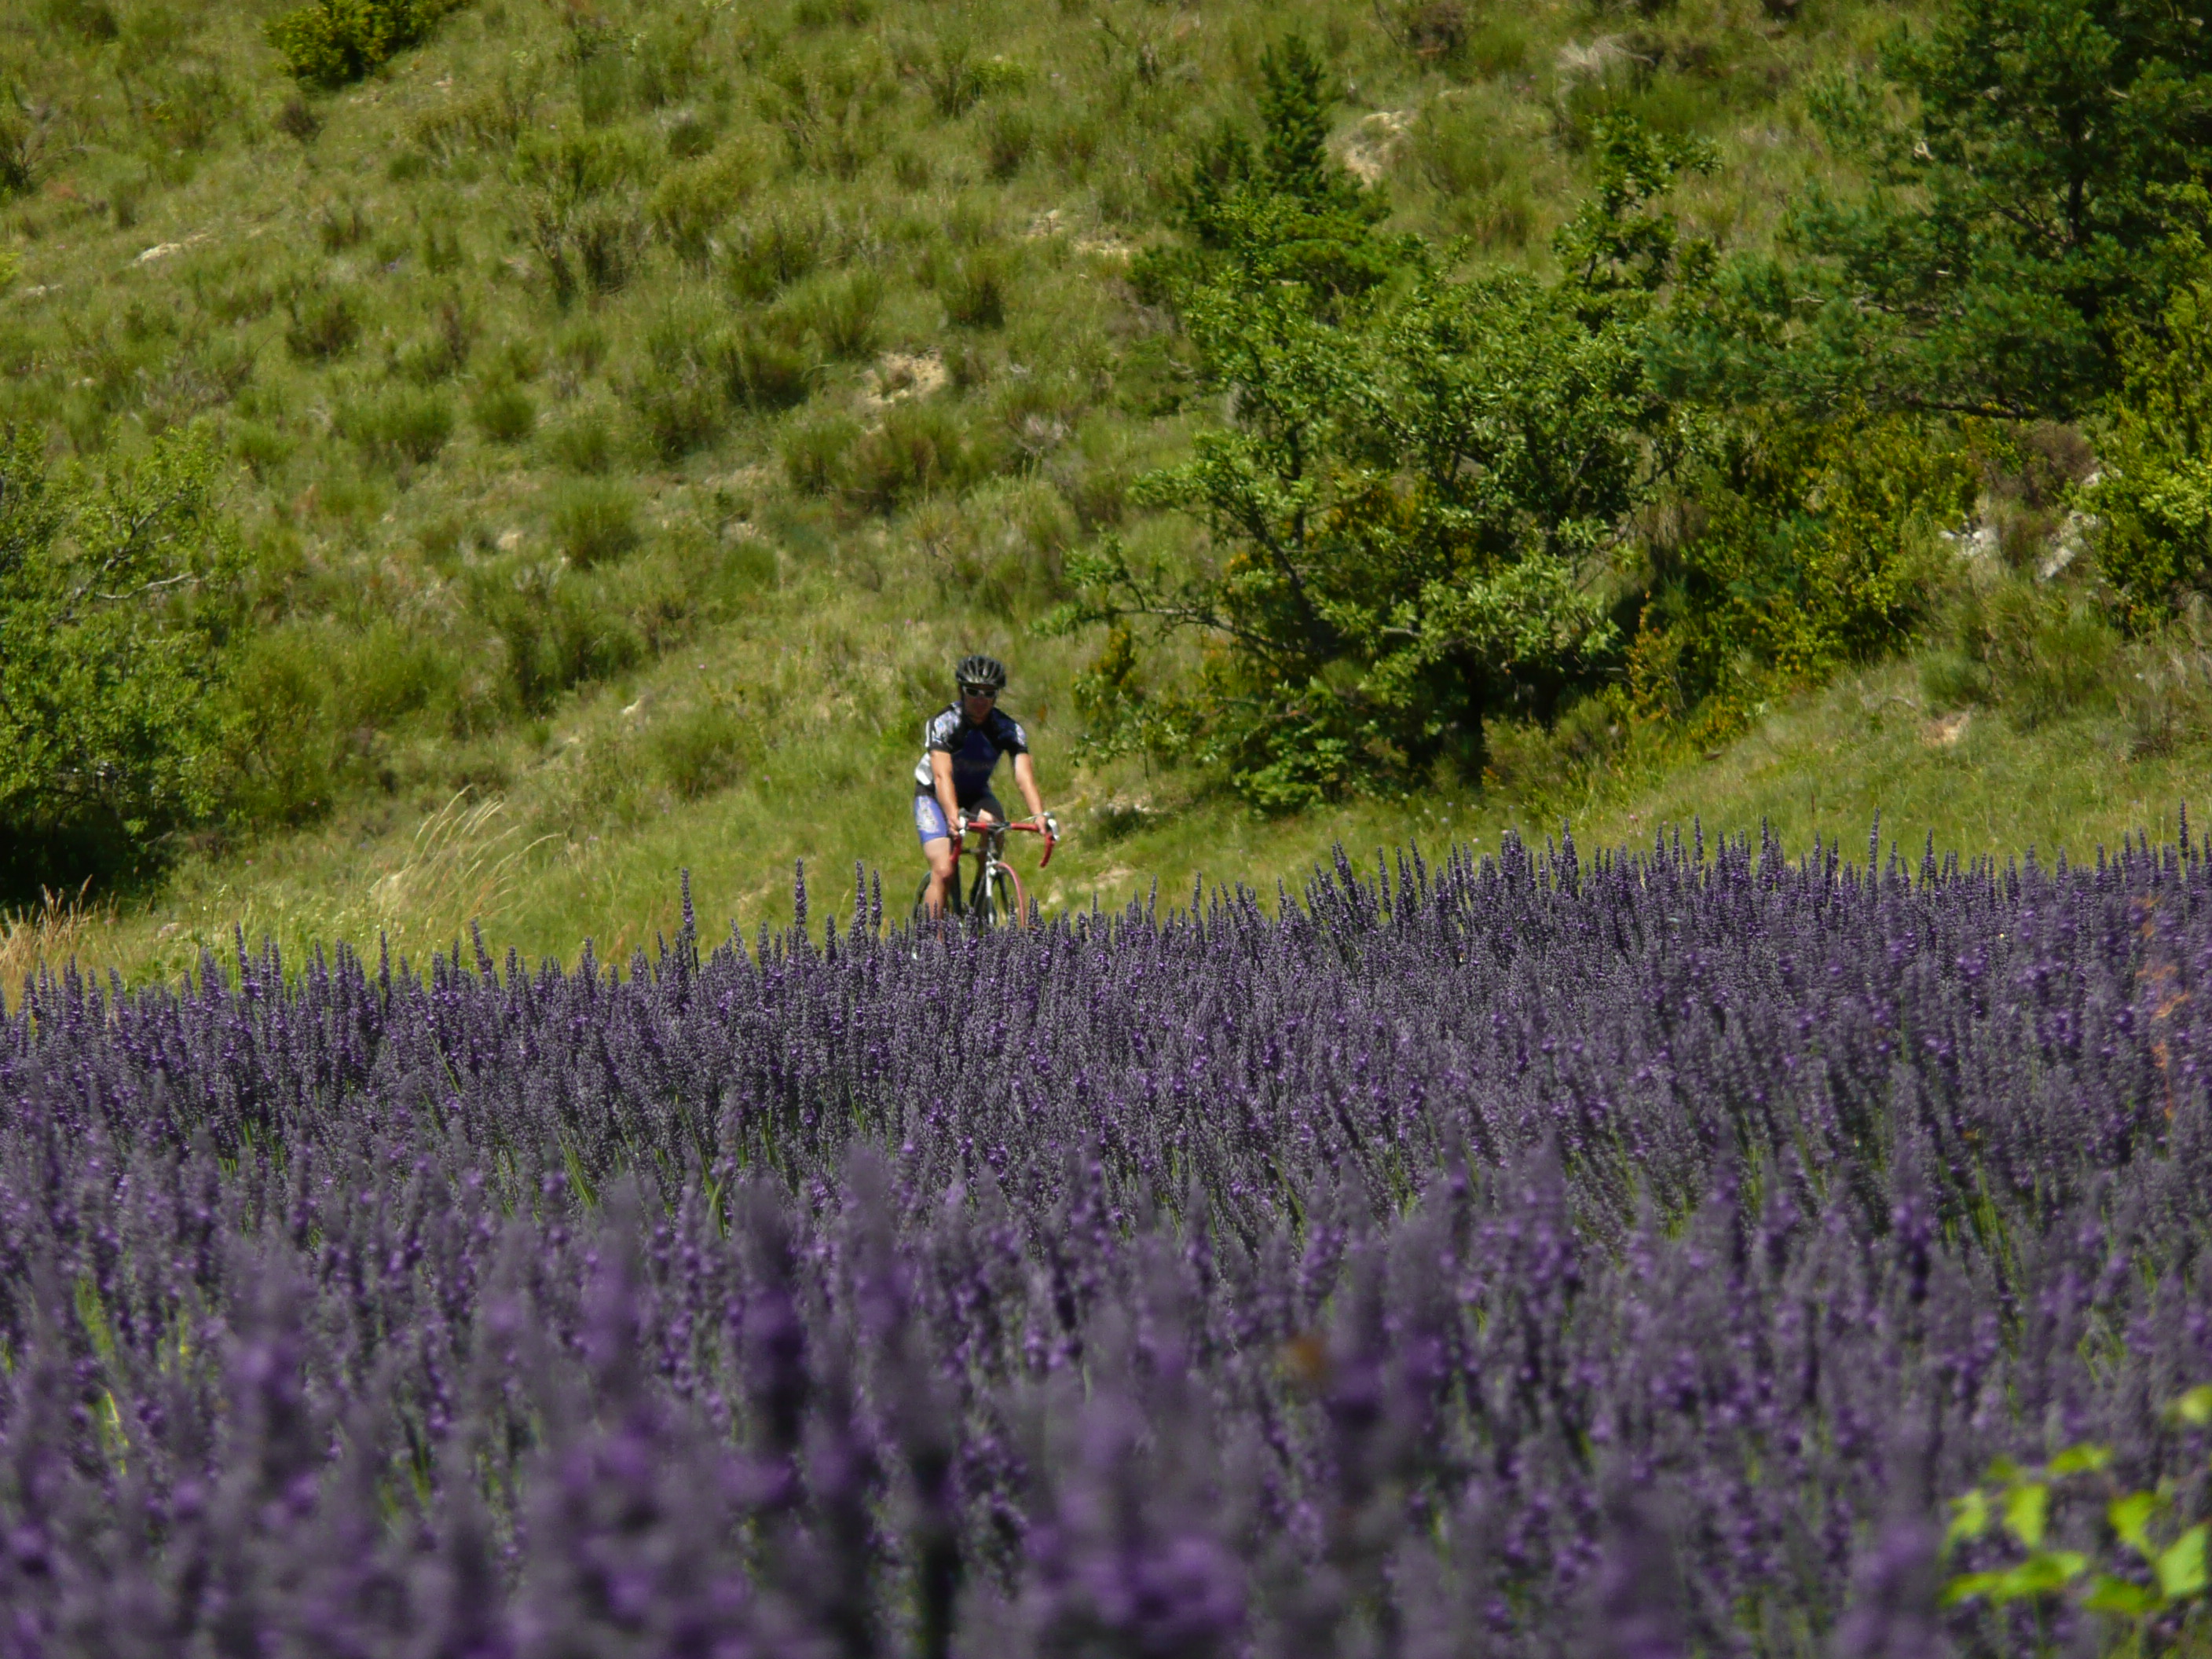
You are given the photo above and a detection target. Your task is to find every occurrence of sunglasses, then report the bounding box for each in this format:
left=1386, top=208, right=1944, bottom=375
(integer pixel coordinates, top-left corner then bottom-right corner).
left=960, top=684, right=999, bottom=699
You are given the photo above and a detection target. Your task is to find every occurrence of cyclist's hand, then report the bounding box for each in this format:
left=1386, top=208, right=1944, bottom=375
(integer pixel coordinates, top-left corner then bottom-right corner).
left=1043, top=811, right=1060, bottom=844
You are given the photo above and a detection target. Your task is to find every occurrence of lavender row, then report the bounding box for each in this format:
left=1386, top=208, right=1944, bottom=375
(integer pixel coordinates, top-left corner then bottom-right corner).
left=1, top=823, right=2207, bottom=1656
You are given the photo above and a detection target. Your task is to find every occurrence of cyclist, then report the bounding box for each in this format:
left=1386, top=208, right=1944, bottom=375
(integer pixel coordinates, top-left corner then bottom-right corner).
left=914, top=654, right=1057, bottom=917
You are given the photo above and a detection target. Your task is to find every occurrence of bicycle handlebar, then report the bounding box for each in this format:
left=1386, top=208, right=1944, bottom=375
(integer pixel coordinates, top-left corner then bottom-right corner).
left=957, top=815, right=1057, bottom=867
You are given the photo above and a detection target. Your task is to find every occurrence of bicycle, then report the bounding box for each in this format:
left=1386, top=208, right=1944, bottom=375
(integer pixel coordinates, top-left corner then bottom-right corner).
left=914, top=814, right=1055, bottom=926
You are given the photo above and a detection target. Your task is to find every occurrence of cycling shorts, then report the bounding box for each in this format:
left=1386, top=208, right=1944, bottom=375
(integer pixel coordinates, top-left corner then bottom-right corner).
left=914, top=787, right=1004, bottom=847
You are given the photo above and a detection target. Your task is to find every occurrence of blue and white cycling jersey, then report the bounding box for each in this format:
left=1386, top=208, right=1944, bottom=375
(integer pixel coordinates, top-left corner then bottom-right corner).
left=912, top=705, right=1028, bottom=806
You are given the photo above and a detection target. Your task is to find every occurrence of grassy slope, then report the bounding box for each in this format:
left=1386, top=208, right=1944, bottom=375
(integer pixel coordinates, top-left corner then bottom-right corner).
left=2, top=0, right=2200, bottom=990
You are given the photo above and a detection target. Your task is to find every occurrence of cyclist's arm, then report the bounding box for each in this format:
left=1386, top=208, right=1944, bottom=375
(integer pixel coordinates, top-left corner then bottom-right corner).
left=930, top=752, right=962, bottom=844
left=1012, top=752, right=1046, bottom=824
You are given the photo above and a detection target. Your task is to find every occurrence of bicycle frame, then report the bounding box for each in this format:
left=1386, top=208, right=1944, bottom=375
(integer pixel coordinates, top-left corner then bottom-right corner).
left=949, top=815, right=1053, bottom=925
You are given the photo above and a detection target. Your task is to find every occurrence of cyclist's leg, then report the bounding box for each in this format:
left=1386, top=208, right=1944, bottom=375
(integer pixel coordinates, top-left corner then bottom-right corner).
left=914, top=790, right=958, bottom=917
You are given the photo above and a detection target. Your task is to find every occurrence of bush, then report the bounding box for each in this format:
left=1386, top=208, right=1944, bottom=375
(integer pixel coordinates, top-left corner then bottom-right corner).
left=980, top=106, right=1035, bottom=179
left=626, top=313, right=726, bottom=460
left=220, top=628, right=335, bottom=825
left=549, top=480, right=642, bottom=567
left=545, top=412, right=615, bottom=474
left=940, top=246, right=1009, bottom=328
left=2119, top=602, right=2212, bottom=755
left=0, top=428, right=243, bottom=895
left=782, top=269, right=882, bottom=361
left=713, top=321, right=814, bottom=412
left=781, top=413, right=862, bottom=496
left=471, top=380, right=537, bottom=444
left=722, top=210, right=827, bottom=302
left=471, top=564, right=643, bottom=713
left=841, top=401, right=992, bottom=514
left=626, top=362, right=723, bottom=460
left=1921, top=576, right=2121, bottom=730
left=283, top=285, right=363, bottom=361
left=2089, top=278, right=2212, bottom=628
left=1631, top=415, right=1972, bottom=730
left=647, top=702, right=747, bottom=799
left=266, top=0, right=456, bottom=88
left=338, top=387, right=455, bottom=467
left=650, top=155, right=753, bottom=269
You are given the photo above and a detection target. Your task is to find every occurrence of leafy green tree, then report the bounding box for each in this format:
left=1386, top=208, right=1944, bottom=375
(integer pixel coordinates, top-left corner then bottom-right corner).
left=1683, top=0, right=2212, bottom=419
left=1628, top=412, right=1974, bottom=734
left=0, top=428, right=243, bottom=896
left=1060, top=124, right=1697, bottom=808
left=2089, top=270, right=2212, bottom=625
left=1133, top=35, right=1401, bottom=314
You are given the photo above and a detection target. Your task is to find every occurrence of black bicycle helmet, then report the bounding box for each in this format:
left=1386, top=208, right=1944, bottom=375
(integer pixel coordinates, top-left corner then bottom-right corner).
left=955, top=654, right=1008, bottom=693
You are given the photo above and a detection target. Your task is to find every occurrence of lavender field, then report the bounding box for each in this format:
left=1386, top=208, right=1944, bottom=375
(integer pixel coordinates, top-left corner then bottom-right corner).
left=2, top=825, right=2207, bottom=1657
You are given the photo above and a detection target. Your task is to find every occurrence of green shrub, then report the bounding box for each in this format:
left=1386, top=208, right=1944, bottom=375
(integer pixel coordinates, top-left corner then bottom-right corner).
left=783, top=268, right=882, bottom=361
left=841, top=401, right=991, bottom=514
left=2091, top=279, right=2212, bottom=627
left=222, top=627, right=335, bottom=825
left=545, top=412, right=615, bottom=474
left=891, top=148, right=932, bottom=190
left=1631, top=415, right=1972, bottom=731
left=266, top=0, right=456, bottom=89
left=471, top=380, right=536, bottom=444
left=713, top=320, right=814, bottom=412
left=1410, top=94, right=1536, bottom=249
left=339, top=387, right=454, bottom=467
left=231, top=421, right=294, bottom=479
left=471, top=564, right=643, bottom=714
left=940, top=245, right=1010, bottom=328
left=628, top=363, right=723, bottom=460
left=393, top=299, right=475, bottom=384
left=650, top=155, right=752, bottom=268
left=1922, top=576, right=2121, bottom=729
left=782, top=412, right=862, bottom=496
left=554, top=319, right=610, bottom=384
left=981, top=106, right=1035, bottom=179
left=993, top=372, right=1080, bottom=463
left=283, top=286, right=362, bottom=361
left=920, top=39, right=1024, bottom=119
left=518, top=130, right=649, bottom=306
left=647, top=701, right=747, bottom=799
left=2120, top=603, right=2212, bottom=755
left=0, top=428, right=244, bottom=891
left=549, top=480, right=642, bottom=567
left=756, top=53, right=893, bottom=178
left=314, top=196, right=372, bottom=251
left=667, top=112, right=716, bottom=159
left=625, top=312, right=726, bottom=460
left=723, top=211, right=828, bottom=302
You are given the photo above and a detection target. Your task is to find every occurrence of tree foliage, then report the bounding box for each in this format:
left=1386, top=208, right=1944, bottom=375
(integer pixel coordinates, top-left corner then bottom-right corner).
left=1680, top=0, right=2212, bottom=420
left=1629, top=413, right=1975, bottom=732
left=2089, top=270, right=2212, bottom=626
left=266, top=0, right=461, bottom=89
left=1131, top=35, right=1401, bottom=315
left=1061, top=108, right=1704, bottom=808
left=0, top=429, right=242, bottom=895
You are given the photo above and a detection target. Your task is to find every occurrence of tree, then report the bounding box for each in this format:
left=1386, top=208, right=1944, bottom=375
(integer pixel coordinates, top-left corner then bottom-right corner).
left=0, top=428, right=243, bottom=896
left=2087, top=269, right=2212, bottom=625
left=1057, top=123, right=1694, bottom=808
left=1688, top=0, right=2212, bottom=420
left=1132, top=35, right=1401, bottom=316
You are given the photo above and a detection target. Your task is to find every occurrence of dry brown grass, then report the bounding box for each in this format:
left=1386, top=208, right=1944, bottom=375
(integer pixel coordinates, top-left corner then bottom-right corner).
left=0, top=884, right=112, bottom=1009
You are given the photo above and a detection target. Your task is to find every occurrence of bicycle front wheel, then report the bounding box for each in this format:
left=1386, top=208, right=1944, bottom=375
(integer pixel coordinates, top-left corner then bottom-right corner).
left=974, top=862, right=1028, bottom=928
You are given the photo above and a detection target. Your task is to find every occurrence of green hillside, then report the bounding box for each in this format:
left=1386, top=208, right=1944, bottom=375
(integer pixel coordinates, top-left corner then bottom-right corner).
left=2, top=0, right=2209, bottom=985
